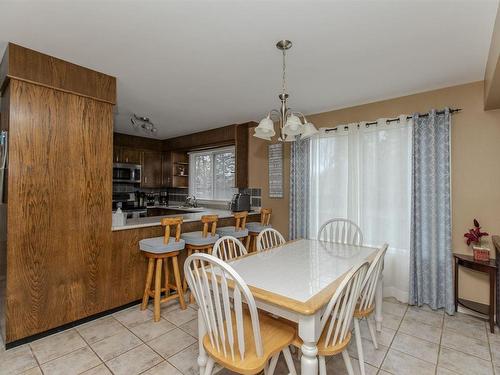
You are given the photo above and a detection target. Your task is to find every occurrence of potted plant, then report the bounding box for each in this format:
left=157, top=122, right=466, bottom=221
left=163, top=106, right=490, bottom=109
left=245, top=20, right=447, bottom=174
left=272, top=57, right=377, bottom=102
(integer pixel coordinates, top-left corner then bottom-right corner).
left=464, top=219, right=490, bottom=261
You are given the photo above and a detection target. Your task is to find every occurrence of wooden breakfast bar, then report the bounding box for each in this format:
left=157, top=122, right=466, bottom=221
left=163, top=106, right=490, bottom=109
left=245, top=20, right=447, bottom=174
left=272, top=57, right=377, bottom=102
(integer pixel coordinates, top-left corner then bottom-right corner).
left=110, top=208, right=260, bottom=309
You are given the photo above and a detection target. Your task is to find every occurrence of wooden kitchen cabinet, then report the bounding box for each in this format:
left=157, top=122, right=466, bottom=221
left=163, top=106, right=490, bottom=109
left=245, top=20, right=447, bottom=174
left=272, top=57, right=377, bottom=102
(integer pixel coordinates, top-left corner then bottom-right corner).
left=121, top=147, right=142, bottom=164
left=142, top=150, right=162, bottom=188
left=113, top=146, right=142, bottom=164
left=161, top=152, right=172, bottom=187
left=113, top=146, right=122, bottom=163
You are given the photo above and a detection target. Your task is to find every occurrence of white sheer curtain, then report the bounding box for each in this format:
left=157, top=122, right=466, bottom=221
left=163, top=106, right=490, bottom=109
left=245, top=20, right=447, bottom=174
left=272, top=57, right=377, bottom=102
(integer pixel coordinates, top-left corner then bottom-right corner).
left=309, top=116, right=412, bottom=302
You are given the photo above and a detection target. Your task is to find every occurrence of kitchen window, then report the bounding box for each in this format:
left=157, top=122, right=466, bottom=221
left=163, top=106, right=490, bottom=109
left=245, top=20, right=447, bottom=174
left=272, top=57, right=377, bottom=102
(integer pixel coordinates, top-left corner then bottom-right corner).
left=189, top=146, right=236, bottom=201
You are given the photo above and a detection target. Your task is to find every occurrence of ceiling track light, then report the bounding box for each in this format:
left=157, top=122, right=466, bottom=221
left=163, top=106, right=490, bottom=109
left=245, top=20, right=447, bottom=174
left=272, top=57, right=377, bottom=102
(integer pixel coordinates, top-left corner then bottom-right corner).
left=254, top=40, right=318, bottom=142
left=130, top=114, right=158, bottom=134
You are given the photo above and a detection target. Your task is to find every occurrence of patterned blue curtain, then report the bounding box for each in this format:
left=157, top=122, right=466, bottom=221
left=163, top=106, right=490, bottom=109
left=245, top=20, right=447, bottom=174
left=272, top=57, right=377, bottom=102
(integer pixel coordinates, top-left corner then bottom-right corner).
left=289, top=138, right=310, bottom=240
left=409, top=109, right=454, bottom=314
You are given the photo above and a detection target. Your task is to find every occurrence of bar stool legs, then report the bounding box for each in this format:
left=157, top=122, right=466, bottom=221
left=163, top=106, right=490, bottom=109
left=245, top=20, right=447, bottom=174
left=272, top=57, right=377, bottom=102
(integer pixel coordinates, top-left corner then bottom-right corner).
left=141, top=258, right=155, bottom=311
left=141, top=252, right=186, bottom=322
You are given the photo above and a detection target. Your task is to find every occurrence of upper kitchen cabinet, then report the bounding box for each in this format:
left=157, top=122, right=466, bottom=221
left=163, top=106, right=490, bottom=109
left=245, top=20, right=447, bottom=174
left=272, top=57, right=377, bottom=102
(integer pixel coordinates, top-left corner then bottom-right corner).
left=121, top=147, right=142, bottom=164
left=142, top=150, right=162, bottom=188
left=113, top=146, right=142, bottom=164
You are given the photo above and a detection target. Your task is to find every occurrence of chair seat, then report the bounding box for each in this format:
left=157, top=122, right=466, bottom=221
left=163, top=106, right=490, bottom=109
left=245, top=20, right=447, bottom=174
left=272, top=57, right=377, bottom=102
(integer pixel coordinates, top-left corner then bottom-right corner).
left=216, top=226, right=249, bottom=238
left=139, top=237, right=185, bottom=253
left=203, top=310, right=295, bottom=375
left=181, top=231, right=219, bottom=246
left=246, top=222, right=271, bottom=233
left=353, top=303, right=375, bottom=318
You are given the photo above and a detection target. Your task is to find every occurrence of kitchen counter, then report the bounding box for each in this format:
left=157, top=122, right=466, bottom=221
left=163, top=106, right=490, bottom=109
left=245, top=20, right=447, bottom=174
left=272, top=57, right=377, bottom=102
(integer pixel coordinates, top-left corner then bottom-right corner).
left=112, top=206, right=256, bottom=231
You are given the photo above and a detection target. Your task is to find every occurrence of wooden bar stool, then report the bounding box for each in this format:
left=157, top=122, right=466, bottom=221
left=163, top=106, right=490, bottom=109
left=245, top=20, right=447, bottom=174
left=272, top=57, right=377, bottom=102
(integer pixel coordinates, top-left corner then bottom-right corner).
left=139, top=217, right=186, bottom=322
left=216, top=211, right=250, bottom=249
left=247, top=208, right=272, bottom=252
left=181, top=215, right=219, bottom=302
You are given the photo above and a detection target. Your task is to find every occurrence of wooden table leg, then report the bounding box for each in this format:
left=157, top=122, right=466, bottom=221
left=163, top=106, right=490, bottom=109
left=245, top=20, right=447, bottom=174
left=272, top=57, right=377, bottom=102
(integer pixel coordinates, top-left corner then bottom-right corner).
left=490, top=269, right=495, bottom=333
left=455, top=258, right=459, bottom=312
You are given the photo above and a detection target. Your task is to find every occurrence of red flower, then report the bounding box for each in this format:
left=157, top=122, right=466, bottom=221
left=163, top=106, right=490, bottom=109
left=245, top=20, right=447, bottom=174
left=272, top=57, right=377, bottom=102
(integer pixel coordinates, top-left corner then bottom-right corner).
left=464, top=219, right=489, bottom=246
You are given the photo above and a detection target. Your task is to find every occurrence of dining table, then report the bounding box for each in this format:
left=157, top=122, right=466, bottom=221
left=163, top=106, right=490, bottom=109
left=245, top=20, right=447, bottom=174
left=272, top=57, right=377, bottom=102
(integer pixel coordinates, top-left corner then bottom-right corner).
left=196, top=238, right=384, bottom=375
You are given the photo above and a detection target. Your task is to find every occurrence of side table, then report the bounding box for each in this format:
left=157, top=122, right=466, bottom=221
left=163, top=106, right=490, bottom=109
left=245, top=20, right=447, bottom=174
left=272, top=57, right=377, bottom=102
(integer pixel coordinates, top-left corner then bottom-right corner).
left=454, top=253, right=497, bottom=333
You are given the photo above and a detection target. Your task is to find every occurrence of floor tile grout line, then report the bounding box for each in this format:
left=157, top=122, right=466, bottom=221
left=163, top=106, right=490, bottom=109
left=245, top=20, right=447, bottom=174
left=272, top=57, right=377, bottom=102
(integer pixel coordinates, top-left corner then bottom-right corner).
left=434, top=305, right=445, bottom=375
left=74, top=324, right=118, bottom=374
left=486, top=323, right=496, bottom=375
left=28, top=329, right=89, bottom=368
left=27, top=345, right=43, bottom=374
left=108, top=308, right=170, bottom=365
left=378, top=304, right=408, bottom=372
left=443, top=325, right=490, bottom=343
left=110, top=304, right=198, bottom=371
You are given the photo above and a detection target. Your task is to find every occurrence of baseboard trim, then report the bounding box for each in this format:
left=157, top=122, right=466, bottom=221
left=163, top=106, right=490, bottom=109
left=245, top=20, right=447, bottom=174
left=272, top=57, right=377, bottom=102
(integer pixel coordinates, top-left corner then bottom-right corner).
left=4, top=299, right=142, bottom=350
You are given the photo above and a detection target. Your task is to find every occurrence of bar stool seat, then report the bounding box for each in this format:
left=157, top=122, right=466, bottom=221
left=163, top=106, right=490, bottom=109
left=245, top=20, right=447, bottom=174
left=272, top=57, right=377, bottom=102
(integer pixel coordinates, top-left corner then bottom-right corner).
left=181, top=231, right=219, bottom=246
left=139, top=237, right=186, bottom=253
left=246, top=222, right=271, bottom=233
left=216, top=226, right=249, bottom=238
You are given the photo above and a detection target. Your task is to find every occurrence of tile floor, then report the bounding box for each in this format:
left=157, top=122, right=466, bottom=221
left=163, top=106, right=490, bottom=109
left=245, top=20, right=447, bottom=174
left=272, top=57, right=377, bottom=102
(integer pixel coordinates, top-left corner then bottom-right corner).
left=1, top=297, right=499, bottom=375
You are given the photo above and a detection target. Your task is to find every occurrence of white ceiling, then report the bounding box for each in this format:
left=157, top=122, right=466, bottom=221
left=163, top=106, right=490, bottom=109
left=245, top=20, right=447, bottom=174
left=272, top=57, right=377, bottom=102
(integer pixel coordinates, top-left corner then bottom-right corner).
left=0, top=0, right=498, bottom=139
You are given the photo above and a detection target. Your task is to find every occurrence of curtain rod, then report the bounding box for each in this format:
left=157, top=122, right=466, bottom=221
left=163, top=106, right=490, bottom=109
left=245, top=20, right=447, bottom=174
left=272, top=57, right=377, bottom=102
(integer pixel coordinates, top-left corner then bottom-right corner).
left=325, top=108, right=462, bottom=132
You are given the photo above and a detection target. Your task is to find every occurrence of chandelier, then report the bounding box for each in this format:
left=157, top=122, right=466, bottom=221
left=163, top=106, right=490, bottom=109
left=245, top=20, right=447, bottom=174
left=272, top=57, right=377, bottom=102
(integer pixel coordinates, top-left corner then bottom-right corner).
left=254, top=40, right=318, bottom=142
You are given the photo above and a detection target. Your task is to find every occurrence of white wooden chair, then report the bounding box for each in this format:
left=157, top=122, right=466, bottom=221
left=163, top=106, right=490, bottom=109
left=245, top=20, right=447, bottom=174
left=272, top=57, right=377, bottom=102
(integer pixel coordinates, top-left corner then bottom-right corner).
left=212, top=236, right=248, bottom=262
left=291, top=261, right=369, bottom=375
left=317, top=218, right=363, bottom=245
left=256, top=228, right=286, bottom=251
left=353, top=244, right=388, bottom=375
left=184, top=253, right=297, bottom=375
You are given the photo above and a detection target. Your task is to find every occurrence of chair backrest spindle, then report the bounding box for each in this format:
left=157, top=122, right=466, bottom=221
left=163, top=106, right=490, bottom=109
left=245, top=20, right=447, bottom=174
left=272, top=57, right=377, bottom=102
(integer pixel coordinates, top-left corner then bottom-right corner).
left=317, top=218, right=363, bottom=245
left=212, top=236, right=248, bottom=262
left=256, top=228, right=286, bottom=251
left=321, top=261, right=368, bottom=348
left=358, top=244, right=388, bottom=311
left=184, top=253, right=263, bottom=360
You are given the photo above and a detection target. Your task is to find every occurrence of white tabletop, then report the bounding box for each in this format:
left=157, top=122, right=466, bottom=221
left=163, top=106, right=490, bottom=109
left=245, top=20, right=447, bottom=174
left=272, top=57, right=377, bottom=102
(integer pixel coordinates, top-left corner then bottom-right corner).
left=228, top=239, right=378, bottom=314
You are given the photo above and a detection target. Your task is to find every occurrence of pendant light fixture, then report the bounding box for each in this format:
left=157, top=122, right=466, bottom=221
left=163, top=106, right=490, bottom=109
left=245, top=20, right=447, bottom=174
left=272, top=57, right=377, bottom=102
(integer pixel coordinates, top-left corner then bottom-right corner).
left=254, top=40, right=318, bottom=142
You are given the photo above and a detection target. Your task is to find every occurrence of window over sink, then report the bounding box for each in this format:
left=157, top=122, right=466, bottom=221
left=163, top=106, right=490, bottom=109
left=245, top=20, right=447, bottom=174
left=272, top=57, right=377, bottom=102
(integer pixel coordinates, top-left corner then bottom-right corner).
left=189, top=146, right=236, bottom=201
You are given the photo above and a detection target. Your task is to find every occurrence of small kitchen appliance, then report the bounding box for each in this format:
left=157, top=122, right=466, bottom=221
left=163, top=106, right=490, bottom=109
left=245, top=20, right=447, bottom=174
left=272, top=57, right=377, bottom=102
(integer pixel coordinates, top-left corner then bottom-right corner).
left=230, top=193, right=250, bottom=212
left=113, top=163, right=141, bottom=183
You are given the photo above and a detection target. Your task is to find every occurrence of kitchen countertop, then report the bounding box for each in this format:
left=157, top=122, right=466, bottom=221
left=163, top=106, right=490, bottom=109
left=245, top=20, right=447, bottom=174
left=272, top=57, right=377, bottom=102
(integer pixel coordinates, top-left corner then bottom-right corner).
left=112, top=206, right=257, bottom=231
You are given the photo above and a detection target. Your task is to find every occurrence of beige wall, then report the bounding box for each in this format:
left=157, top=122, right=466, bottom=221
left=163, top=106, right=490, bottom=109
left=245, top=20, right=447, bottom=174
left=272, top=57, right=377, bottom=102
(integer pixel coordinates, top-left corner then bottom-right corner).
left=248, top=81, right=500, bottom=304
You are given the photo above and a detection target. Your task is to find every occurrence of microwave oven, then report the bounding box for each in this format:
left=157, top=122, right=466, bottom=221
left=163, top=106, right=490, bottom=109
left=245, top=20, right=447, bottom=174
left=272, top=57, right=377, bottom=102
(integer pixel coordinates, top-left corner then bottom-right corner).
left=113, top=163, right=141, bottom=183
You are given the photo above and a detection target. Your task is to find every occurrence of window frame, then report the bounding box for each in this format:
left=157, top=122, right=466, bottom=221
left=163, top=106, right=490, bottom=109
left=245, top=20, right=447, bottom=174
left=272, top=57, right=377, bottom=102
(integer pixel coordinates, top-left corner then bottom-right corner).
left=188, top=145, right=236, bottom=203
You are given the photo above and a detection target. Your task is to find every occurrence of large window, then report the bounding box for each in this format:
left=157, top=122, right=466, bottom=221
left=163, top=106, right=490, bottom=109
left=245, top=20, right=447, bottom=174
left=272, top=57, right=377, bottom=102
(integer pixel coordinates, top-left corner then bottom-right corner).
left=309, top=119, right=412, bottom=302
left=189, top=146, right=236, bottom=201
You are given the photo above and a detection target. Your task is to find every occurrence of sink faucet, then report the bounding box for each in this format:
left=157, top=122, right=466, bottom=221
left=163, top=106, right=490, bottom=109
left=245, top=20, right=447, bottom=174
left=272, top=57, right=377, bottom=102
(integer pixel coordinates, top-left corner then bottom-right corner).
left=184, top=195, right=198, bottom=208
